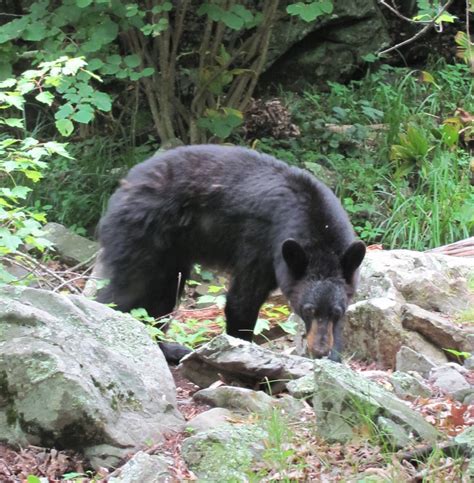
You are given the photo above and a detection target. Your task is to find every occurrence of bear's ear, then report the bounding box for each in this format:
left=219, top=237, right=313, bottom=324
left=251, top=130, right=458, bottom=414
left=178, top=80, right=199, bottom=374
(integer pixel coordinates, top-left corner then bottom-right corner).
left=282, top=239, right=308, bottom=278
left=341, top=241, right=366, bottom=283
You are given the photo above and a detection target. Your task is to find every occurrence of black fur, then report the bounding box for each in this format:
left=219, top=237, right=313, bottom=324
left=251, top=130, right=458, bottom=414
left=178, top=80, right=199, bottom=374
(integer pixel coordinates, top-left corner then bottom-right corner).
left=97, top=145, right=365, bottom=362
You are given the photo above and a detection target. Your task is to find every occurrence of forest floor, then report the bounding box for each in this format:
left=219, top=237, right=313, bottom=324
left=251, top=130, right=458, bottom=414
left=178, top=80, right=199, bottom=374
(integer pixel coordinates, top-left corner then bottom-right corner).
left=1, top=358, right=472, bottom=482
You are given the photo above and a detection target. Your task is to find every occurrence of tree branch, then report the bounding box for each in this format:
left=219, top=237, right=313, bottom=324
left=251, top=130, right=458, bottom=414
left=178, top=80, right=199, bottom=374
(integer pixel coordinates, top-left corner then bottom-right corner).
left=378, top=0, right=455, bottom=56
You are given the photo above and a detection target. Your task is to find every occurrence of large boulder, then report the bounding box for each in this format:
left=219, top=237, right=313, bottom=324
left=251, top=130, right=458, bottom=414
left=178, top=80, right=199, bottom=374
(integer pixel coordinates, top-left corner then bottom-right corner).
left=0, top=286, right=183, bottom=467
left=343, top=250, right=474, bottom=368
left=264, top=1, right=391, bottom=87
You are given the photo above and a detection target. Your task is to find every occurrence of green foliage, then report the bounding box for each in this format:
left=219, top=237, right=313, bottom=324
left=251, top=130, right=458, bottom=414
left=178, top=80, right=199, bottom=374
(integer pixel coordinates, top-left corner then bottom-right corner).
left=258, top=62, right=473, bottom=249
left=29, top=137, right=154, bottom=231
left=132, top=306, right=224, bottom=350
left=413, top=0, right=457, bottom=25
left=0, top=57, right=107, bottom=282
left=287, top=1, right=333, bottom=22
left=0, top=1, right=333, bottom=143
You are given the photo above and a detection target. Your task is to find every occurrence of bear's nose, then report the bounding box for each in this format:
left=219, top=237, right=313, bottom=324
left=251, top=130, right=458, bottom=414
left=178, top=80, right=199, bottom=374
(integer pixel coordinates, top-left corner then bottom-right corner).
left=309, top=347, right=330, bottom=359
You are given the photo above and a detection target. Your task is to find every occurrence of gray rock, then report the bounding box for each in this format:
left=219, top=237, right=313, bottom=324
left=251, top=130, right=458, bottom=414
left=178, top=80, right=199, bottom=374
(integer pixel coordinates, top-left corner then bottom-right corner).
left=376, top=416, right=411, bottom=448
left=402, top=304, right=474, bottom=354
left=343, top=250, right=474, bottom=369
left=265, top=1, right=390, bottom=88
left=44, top=222, right=98, bottom=266
left=356, top=250, right=474, bottom=314
left=179, top=334, right=313, bottom=391
left=390, top=371, right=432, bottom=399
left=0, top=286, right=183, bottom=467
left=109, top=451, right=173, bottom=483
left=194, top=386, right=277, bottom=414
left=395, top=346, right=438, bottom=378
left=186, top=408, right=234, bottom=434
left=193, top=386, right=304, bottom=416
left=286, top=373, right=315, bottom=400
left=429, top=365, right=473, bottom=402
left=312, top=359, right=440, bottom=445
left=181, top=425, right=266, bottom=481
left=344, top=297, right=404, bottom=368
left=465, top=356, right=474, bottom=370
left=454, top=426, right=474, bottom=478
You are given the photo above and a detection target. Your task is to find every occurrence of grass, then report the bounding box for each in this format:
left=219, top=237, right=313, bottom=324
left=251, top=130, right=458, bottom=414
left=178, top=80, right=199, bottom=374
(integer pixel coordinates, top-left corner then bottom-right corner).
left=258, top=61, right=473, bottom=249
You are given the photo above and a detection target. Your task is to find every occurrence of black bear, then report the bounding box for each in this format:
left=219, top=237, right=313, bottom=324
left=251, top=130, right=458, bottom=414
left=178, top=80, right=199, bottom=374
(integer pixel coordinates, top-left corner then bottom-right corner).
left=97, top=145, right=365, bottom=362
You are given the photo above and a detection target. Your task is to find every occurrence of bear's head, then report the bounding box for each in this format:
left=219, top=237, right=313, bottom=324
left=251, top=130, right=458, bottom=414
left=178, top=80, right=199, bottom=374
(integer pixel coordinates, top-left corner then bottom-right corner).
left=281, top=239, right=366, bottom=361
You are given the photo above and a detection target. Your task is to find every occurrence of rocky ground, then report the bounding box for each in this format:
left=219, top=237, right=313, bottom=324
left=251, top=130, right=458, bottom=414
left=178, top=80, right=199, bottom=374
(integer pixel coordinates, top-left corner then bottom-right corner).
left=1, top=227, right=473, bottom=481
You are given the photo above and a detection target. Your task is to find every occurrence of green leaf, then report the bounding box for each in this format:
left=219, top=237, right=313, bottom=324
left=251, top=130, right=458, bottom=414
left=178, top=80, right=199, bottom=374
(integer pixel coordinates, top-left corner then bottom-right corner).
left=0, top=229, right=22, bottom=251
left=221, top=11, right=244, bottom=30
left=254, top=318, right=270, bottom=335
left=197, top=4, right=224, bottom=22
left=44, top=141, right=73, bottom=158
left=76, top=0, right=93, bottom=7
left=124, top=54, right=141, bottom=68
left=55, top=103, right=74, bottom=120
left=22, top=23, right=48, bottom=41
left=23, top=169, right=43, bottom=182
left=106, top=54, right=122, bottom=65
left=88, top=58, right=104, bottom=70
left=3, top=118, right=24, bottom=128
left=55, top=118, right=74, bottom=136
left=76, top=83, right=94, bottom=97
left=90, top=91, right=112, bottom=111
left=140, top=67, right=154, bottom=77
left=35, top=91, right=54, bottom=106
left=0, top=78, right=16, bottom=88
left=18, top=81, right=35, bottom=94
left=11, top=186, right=31, bottom=199
left=72, top=104, right=95, bottom=123
left=286, top=1, right=333, bottom=22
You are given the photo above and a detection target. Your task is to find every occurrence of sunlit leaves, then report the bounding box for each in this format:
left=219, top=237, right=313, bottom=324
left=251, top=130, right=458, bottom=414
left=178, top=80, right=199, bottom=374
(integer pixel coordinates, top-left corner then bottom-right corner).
left=286, top=1, right=334, bottom=22
left=55, top=118, right=74, bottom=136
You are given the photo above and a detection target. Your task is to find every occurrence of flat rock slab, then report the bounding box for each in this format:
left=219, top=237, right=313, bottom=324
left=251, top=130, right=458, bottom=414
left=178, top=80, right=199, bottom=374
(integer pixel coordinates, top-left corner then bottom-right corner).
left=179, top=334, right=313, bottom=391
left=0, top=286, right=183, bottom=468
left=311, top=360, right=441, bottom=446
left=402, top=303, right=474, bottom=353
left=44, top=222, right=98, bottom=266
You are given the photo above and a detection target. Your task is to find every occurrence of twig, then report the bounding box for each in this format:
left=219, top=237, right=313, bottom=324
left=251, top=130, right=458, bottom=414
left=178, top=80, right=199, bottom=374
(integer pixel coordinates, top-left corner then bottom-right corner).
left=63, top=251, right=98, bottom=273
left=52, top=275, right=90, bottom=293
left=3, top=253, right=82, bottom=294
left=378, top=0, right=455, bottom=56
left=408, top=460, right=456, bottom=481
left=378, top=1, right=425, bottom=24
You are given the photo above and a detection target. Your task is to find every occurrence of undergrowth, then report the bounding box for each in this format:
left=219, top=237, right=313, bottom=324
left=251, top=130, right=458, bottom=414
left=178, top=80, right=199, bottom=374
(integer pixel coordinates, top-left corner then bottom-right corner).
left=29, top=61, right=473, bottom=249
left=258, top=61, right=473, bottom=250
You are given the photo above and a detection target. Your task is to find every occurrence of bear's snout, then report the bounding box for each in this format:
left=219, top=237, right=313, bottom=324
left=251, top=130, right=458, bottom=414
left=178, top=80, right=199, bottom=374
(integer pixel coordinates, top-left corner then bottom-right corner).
left=306, top=320, right=334, bottom=359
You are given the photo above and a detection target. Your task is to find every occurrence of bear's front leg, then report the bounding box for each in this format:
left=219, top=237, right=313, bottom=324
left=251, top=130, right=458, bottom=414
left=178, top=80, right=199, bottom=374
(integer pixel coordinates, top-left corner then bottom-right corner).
left=224, top=269, right=275, bottom=342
